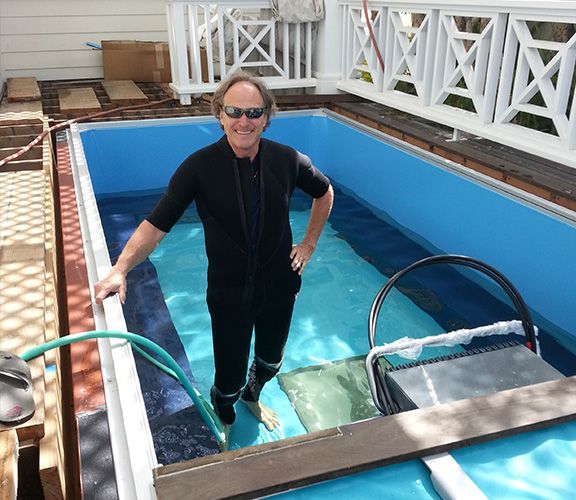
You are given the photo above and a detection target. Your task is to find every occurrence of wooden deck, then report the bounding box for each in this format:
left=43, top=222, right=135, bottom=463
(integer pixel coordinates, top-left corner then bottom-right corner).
left=0, top=108, right=65, bottom=499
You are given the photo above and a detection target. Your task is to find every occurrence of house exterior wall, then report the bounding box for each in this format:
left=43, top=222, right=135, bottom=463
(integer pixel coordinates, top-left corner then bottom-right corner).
left=0, top=0, right=168, bottom=91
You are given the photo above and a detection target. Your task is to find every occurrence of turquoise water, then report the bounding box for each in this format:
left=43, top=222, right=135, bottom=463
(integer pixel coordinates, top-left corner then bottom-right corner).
left=453, top=421, right=576, bottom=499
left=149, top=199, right=456, bottom=448
left=148, top=191, right=453, bottom=498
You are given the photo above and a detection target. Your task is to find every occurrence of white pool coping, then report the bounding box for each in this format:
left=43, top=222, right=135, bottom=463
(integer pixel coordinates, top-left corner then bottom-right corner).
left=68, top=124, right=158, bottom=500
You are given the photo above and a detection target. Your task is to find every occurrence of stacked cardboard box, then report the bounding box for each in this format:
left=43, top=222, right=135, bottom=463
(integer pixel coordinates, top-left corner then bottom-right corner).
left=102, top=40, right=171, bottom=82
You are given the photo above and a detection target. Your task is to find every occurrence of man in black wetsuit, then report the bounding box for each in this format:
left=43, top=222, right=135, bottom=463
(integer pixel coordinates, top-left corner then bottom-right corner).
left=94, top=71, right=334, bottom=446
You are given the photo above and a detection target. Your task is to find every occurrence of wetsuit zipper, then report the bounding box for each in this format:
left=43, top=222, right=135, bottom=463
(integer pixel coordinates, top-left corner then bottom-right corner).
left=233, top=157, right=264, bottom=311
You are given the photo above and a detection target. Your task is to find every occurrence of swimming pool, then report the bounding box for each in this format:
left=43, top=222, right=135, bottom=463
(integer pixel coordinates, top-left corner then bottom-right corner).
left=72, top=110, right=576, bottom=498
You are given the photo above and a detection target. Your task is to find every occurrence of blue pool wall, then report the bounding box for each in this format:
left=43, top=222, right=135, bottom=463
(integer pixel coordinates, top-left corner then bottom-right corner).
left=80, top=112, right=576, bottom=337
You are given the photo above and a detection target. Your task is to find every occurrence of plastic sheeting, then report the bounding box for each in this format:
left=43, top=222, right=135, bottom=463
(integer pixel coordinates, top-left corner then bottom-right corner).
left=278, top=355, right=388, bottom=432
left=370, top=320, right=537, bottom=360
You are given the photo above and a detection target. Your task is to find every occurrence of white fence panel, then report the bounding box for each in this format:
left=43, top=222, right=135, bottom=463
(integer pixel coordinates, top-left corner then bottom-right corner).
left=166, top=0, right=317, bottom=104
left=338, top=1, right=576, bottom=168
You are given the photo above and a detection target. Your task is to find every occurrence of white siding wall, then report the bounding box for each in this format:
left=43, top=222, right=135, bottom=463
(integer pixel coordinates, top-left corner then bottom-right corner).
left=0, top=0, right=168, bottom=90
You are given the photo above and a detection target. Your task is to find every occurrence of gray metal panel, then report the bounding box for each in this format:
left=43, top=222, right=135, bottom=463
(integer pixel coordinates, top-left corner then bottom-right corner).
left=385, top=345, right=564, bottom=411
left=78, top=409, right=119, bottom=500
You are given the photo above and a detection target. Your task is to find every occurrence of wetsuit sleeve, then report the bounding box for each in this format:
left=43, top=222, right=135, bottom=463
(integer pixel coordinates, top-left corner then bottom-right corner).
left=146, top=159, right=198, bottom=232
left=295, top=151, right=331, bottom=198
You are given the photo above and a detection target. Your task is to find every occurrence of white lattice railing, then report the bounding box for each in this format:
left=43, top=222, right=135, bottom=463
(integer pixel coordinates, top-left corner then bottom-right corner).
left=338, top=0, right=576, bottom=168
left=166, top=0, right=317, bottom=104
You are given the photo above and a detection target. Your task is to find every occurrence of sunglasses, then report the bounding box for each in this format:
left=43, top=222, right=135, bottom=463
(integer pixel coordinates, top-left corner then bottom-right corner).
left=223, top=106, right=265, bottom=119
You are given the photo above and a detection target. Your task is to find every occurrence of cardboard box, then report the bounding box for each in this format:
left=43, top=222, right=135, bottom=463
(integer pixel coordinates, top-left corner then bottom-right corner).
left=102, top=40, right=171, bottom=82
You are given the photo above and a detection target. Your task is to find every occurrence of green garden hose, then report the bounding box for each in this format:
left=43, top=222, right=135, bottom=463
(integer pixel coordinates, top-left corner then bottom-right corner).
left=21, top=330, right=226, bottom=443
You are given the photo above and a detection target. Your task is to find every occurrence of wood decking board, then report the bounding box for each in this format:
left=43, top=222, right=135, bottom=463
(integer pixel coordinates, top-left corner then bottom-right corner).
left=0, top=169, right=48, bottom=443
left=0, top=124, right=43, bottom=137
left=39, top=371, right=65, bottom=500
left=57, top=88, right=101, bottom=115
left=0, top=110, right=67, bottom=498
left=39, top=165, right=66, bottom=500
left=0, top=430, right=18, bottom=500
left=0, top=136, right=37, bottom=149
left=102, top=80, right=149, bottom=105
left=0, top=145, right=43, bottom=162
left=0, top=159, right=44, bottom=172
left=7, top=78, right=41, bottom=102
left=155, top=376, right=576, bottom=499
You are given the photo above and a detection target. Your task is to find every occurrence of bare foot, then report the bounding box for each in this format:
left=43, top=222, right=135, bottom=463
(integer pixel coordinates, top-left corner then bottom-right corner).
left=242, top=400, right=280, bottom=430
left=218, top=424, right=231, bottom=452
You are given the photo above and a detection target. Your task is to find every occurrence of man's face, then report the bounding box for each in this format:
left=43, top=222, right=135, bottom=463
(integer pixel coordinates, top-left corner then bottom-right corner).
left=220, top=81, right=267, bottom=160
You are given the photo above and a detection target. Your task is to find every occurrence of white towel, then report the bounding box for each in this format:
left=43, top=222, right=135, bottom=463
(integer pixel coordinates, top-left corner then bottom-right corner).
left=271, top=0, right=325, bottom=23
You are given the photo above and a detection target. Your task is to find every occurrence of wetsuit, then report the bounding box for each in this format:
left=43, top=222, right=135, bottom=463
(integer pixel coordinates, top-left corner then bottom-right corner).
left=147, top=135, right=331, bottom=424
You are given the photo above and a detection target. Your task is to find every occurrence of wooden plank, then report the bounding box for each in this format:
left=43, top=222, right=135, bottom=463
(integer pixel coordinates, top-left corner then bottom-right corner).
left=0, top=124, right=43, bottom=137
left=102, top=80, right=149, bottom=106
left=0, top=159, right=44, bottom=172
left=0, top=170, right=47, bottom=442
left=0, top=136, right=37, bottom=149
left=274, top=93, right=365, bottom=105
left=0, top=145, right=43, bottom=162
left=57, top=88, right=101, bottom=115
left=39, top=370, right=65, bottom=500
left=7, top=77, right=41, bottom=102
left=155, top=376, right=576, bottom=499
left=39, top=149, right=66, bottom=499
left=156, top=82, right=175, bottom=99
left=0, top=430, right=18, bottom=500
left=0, top=100, right=43, bottom=114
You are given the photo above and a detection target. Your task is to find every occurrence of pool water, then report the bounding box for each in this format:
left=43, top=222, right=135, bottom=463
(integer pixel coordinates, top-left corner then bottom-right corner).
left=97, top=181, right=576, bottom=499
left=148, top=187, right=454, bottom=448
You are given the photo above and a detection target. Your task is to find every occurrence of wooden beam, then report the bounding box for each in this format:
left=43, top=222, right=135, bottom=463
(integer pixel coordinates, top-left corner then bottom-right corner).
left=0, top=145, right=43, bottom=162
left=39, top=169, right=66, bottom=500
left=57, top=88, right=101, bottom=115
left=102, top=80, right=149, bottom=106
left=39, top=370, right=65, bottom=500
left=155, top=376, right=576, bottom=499
left=7, top=78, right=41, bottom=102
left=0, top=430, right=18, bottom=500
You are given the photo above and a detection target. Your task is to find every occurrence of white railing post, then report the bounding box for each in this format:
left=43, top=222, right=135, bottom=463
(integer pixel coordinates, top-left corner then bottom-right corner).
left=421, top=9, right=439, bottom=106
left=481, top=13, right=507, bottom=123
left=166, top=1, right=192, bottom=105
left=314, top=0, right=344, bottom=93
left=187, top=4, right=202, bottom=86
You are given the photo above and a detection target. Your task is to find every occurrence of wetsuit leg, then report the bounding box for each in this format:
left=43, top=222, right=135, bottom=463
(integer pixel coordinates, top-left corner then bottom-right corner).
left=208, top=299, right=254, bottom=424
left=241, top=292, right=296, bottom=402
